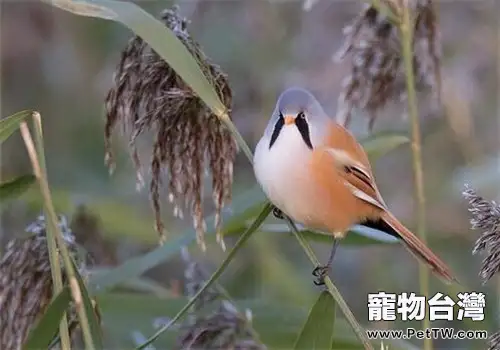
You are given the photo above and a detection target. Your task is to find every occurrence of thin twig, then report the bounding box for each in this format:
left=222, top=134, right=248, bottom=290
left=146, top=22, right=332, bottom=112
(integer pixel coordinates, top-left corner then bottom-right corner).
left=137, top=203, right=273, bottom=349
left=284, top=217, right=374, bottom=350
left=399, top=3, right=432, bottom=350
left=31, top=114, right=96, bottom=350
left=184, top=247, right=264, bottom=344
left=20, top=115, right=96, bottom=350
left=19, top=121, right=72, bottom=350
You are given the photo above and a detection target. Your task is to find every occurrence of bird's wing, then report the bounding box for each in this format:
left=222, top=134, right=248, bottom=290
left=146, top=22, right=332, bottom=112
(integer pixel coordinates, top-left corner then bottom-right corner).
left=325, top=148, right=386, bottom=211
left=323, top=123, right=387, bottom=210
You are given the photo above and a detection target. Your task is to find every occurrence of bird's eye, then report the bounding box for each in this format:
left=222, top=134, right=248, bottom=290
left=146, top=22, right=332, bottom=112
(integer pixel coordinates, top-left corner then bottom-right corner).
left=297, top=112, right=306, bottom=119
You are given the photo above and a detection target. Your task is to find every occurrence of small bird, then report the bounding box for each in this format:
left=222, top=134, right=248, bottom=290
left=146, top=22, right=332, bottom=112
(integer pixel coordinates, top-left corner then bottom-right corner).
left=253, top=87, right=456, bottom=285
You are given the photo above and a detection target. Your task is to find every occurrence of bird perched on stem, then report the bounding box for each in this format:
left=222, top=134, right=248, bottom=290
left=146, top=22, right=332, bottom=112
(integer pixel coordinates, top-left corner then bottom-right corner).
left=253, top=87, right=456, bottom=285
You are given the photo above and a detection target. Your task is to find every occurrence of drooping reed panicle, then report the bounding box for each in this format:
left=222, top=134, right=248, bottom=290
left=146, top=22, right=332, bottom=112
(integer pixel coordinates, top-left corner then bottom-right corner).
left=335, top=0, right=441, bottom=130
left=488, top=331, right=500, bottom=350
left=462, top=185, right=500, bottom=350
left=463, top=185, right=500, bottom=283
left=104, top=6, right=237, bottom=250
left=0, top=215, right=94, bottom=350
left=174, top=247, right=266, bottom=350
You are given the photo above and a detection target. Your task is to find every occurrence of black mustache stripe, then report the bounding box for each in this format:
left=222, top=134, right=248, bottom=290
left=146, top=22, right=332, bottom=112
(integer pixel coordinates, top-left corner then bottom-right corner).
left=269, top=113, right=284, bottom=149
left=295, top=116, right=313, bottom=149
left=269, top=113, right=313, bottom=150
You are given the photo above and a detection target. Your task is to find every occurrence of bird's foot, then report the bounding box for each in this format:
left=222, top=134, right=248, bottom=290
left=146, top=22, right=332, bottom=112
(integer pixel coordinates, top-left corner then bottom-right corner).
left=272, top=207, right=285, bottom=220
left=312, top=265, right=330, bottom=286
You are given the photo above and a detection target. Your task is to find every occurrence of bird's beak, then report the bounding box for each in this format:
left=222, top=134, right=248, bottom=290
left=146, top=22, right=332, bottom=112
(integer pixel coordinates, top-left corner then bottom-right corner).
left=284, top=116, right=295, bottom=125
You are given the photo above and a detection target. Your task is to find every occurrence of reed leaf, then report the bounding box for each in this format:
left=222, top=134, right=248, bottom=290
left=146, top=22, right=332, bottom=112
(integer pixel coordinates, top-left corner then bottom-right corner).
left=293, top=291, right=336, bottom=350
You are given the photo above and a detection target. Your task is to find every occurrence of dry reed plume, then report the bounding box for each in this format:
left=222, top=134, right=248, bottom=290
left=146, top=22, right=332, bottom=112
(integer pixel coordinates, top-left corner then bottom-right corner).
left=463, top=185, right=500, bottom=349
left=463, top=185, right=500, bottom=283
left=104, top=6, right=236, bottom=250
left=175, top=247, right=266, bottom=350
left=0, top=215, right=91, bottom=350
left=489, top=332, right=500, bottom=350
left=335, top=0, right=441, bottom=130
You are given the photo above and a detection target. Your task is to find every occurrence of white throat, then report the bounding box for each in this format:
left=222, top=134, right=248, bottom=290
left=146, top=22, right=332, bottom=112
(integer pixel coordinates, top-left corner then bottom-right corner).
left=253, top=125, right=313, bottom=214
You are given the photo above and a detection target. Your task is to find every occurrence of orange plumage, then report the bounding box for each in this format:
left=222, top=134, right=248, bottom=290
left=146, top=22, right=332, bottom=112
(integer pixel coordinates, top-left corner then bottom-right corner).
left=310, top=122, right=456, bottom=283
left=253, top=87, right=456, bottom=284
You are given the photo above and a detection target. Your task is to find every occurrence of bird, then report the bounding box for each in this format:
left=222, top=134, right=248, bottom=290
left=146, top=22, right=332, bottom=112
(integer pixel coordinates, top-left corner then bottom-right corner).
left=253, top=87, right=456, bottom=286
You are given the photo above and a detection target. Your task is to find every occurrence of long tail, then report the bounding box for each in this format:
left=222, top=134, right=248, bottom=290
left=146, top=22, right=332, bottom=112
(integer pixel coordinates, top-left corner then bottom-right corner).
left=381, top=211, right=458, bottom=284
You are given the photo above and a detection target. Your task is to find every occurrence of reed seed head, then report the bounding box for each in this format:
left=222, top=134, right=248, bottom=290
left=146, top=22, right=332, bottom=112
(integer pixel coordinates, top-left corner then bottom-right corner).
left=0, top=215, right=88, bottom=350
left=176, top=247, right=266, bottom=350
left=104, top=6, right=237, bottom=250
left=181, top=247, right=219, bottom=312
left=335, top=0, right=441, bottom=130
left=489, top=331, right=500, bottom=350
left=463, top=185, right=500, bottom=283
left=463, top=185, right=500, bottom=349
left=177, top=303, right=264, bottom=350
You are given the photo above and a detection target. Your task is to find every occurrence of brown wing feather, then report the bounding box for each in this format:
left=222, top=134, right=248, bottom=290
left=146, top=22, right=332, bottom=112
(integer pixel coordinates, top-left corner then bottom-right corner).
left=343, top=164, right=379, bottom=204
left=327, top=123, right=372, bottom=168
left=322, top=121, right=457, bottom=283
left=323, top=123, right=386, bottom=209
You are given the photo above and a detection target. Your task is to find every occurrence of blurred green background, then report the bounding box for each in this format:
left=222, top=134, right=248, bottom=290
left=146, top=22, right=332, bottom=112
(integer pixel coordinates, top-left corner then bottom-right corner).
left=1, top=0, right=498, bottom=349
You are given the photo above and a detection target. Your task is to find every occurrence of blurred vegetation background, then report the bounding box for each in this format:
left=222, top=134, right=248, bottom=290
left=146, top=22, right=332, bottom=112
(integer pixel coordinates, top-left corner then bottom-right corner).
left=0, top=0, right=498, bottom=349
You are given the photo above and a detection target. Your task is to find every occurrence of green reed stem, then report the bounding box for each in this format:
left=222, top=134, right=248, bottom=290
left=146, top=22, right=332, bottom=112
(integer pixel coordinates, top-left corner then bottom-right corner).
left=285, top=218, right=374, bottom=350
left=137, top=203, right=273, bottom=349
left=400, top=5, right=432, bottom=350
left=19, top=119, right=72, bottom=350
left=21, top=114, right=96, bottom=350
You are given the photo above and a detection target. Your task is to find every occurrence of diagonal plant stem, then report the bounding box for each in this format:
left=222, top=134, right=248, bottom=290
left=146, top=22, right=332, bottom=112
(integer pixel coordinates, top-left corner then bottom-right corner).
left=399, top=3, right=432, bottom=350
left=182, top=246, right=264, bottom=344
left=284, top=217, right=374, bottom=350
left=136, top=202, right=273, bottom=349
left=31, top=114, right=97, bottom=349
left=19, top=120, right=71, bottom=350
left=20, top=114, right=96, bottom=350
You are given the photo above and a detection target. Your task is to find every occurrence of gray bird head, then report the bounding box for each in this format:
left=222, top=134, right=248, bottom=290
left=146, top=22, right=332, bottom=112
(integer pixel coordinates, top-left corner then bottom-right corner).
left=264, top=87, right=331, bottom=149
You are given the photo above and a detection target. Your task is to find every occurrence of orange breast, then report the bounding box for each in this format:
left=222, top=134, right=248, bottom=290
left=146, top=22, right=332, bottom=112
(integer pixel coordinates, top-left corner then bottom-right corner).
left=300, top=121, right=382, bottom=235
left=297, top=152, right=365, bottom=234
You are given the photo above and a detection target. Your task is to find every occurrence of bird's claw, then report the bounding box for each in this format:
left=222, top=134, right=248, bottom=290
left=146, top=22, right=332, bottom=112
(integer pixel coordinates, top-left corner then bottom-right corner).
left=272, top=207, right=284, bottom=220
left=312, top=265, right=329, bottom=286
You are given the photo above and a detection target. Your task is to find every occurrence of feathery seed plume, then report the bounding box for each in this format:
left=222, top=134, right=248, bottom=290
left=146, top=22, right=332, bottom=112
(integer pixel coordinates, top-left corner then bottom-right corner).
left=335, top=0, right=441, bottom=130
left=104, top=6, right=236, bottom=250
left=175, top=247, right=266, bottom=350
left=0, top=215, right=94, bottom=350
